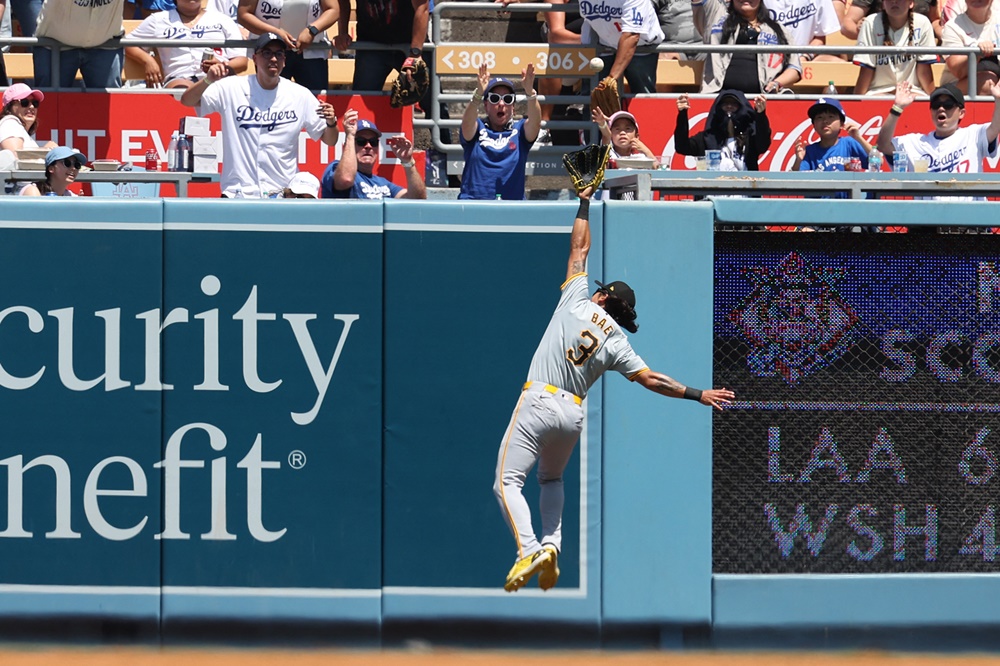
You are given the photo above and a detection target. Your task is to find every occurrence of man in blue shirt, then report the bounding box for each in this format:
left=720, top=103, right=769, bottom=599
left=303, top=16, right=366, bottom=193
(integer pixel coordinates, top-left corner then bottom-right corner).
left=321, top=110, right=427, bottom=199
left=458, top=64, right=541, bottom=200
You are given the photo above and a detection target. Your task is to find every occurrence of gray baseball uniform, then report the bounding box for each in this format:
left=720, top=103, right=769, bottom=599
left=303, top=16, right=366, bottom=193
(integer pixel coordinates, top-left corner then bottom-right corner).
left=493, top=272, right=648, bottom=560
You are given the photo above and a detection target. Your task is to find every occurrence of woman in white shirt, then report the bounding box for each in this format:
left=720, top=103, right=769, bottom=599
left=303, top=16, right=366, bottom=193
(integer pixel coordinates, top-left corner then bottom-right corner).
left=0, top=83, right=56, bottom=152
left=19, top=146, right=86, bottom=197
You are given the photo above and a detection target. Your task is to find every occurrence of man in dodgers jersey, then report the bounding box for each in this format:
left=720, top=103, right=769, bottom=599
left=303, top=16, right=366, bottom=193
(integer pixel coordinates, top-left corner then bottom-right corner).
left=180, top=32, right=339, bottom=198
left=494, top=187, right=735, bottom=592
left=878, top=81, right=1000, bottom=177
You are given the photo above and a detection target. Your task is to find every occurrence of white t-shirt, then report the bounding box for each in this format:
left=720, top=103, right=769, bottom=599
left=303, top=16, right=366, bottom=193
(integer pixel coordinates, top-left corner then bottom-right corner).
left=765, top=0, right=842, bottom=45
left=854, top=12, right=936, bottom=94
left=579, top=0, right=664, bottom=50
left=199, top=75, right=327, bottom=198
left=209, top=0, right=239, bottom=20
left=129, top=9, right=244, bottom=83
left=893, top=124, right=995, bottom=173
left=0, top=115, right=38, bottom=149
left=36, top=0, right=125, bottom=48
left=250, top=0, right=331, bottom=59
left=941, top=11, right=1000, bottom=83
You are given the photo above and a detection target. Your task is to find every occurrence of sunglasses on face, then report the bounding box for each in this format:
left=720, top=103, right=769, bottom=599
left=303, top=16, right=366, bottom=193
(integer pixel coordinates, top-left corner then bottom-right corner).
left=486, top=92, right=516, bottom=105
left=17, top=99, right=40, bottom=108
left=355, top=137, right=379, bottom=148
left=60, top=158, right=82, bottom=169
left=258, top=49, right=286, bottom=60
left=931, top=99, right=959, bottom=110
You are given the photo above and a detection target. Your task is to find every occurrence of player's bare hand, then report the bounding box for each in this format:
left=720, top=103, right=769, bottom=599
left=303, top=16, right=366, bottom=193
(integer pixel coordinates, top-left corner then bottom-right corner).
left=341, top=107, right=358, bottom=135
left=676, top=93, right=689, bottom=111
left=753, top=94, right=766, bottom=113
left=701, top=387, right=735, bottom=410
left=894, top=81, right=916, bottom=108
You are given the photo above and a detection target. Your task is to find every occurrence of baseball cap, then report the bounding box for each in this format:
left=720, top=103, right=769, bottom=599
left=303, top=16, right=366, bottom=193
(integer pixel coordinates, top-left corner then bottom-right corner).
left=2, top=83, right=44, bottom=108
left=596, top=280, right=636, bottom=309
left=45, top=145, right=87, bottom=168
left=254, top=32, right=286, bottom=53
left=484, top=77, right=515, bottom=94
left=607, top=110, right=639, bottom=135
left=286, top=172, right=320, bottom=198
left=808, top=97, right=845, bottom=122
left=930, top=83, right=965, bottom=108
left=356, top=119, right=381, bottom=137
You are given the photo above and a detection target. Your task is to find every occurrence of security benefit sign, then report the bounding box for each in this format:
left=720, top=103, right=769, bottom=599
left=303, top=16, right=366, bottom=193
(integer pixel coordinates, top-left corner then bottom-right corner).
left=713, top=231, right=1000, bottom=573
left=0, top=220, right=382, bottom=590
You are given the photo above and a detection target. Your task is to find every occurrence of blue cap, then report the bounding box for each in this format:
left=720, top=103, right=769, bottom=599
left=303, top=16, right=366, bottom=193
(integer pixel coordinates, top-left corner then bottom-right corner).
left=45, top=145, right=87, bottom=168
left=809, top=97, right=845, bottom=122
left=356, top=119, right=381, bottom=137
left=484, top=77, right=515, bottom=95
left=254, top=32, right=286, bottom=53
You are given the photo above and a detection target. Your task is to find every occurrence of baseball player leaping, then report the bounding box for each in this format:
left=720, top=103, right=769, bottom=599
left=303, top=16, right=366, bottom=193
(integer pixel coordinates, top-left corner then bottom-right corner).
left=494, top=186, right=735, bottom=593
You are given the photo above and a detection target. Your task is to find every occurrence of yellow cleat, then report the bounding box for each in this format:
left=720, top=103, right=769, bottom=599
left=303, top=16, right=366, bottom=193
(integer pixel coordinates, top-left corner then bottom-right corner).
left=504, top=549, right=551, bottom=592
left=537, top=545, right=560, bottom=591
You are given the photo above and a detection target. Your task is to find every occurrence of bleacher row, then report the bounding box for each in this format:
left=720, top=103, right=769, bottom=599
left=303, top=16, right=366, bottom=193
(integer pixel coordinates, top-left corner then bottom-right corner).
left=0, top=3, right=953, bottom=93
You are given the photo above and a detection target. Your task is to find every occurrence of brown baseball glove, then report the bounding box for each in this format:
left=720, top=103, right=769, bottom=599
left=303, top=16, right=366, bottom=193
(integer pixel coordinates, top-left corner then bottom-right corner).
left=563, top=144, right=611, bottom=195
left=590, top=76, right=621, bottom=116
left=390, top=57, right=429, bottom=108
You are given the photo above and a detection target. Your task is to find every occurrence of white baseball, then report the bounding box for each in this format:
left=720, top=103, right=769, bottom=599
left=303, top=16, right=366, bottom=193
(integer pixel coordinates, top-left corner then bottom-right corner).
left=589, top=57, right=604, bottom=72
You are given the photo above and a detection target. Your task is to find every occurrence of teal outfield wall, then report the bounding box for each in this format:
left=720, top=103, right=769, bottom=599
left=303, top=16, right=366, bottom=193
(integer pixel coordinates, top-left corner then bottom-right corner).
left=2, top=198, right=999, bottom=640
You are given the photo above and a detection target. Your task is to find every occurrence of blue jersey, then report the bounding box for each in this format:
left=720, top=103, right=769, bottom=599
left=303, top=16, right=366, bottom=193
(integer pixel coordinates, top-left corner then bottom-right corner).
left=320, top=161, right=404, bottom=199
left=459, top=118, right=534, bottom=200
left=800, top=137, right=869, bottom=173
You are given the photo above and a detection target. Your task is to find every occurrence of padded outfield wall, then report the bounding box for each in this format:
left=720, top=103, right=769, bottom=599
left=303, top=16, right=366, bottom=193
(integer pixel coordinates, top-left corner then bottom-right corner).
left=1, top=198, right=998, bottom=641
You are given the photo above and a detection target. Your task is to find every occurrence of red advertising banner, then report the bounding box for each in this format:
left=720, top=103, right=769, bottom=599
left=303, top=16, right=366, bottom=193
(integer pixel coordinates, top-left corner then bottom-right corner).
left=627, top=97, right=1000, bottom=173
left=34, top=92, right=414, bottom=198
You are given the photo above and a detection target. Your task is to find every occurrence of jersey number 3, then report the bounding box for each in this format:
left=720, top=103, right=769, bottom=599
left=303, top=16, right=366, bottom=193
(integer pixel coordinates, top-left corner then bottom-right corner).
left=567, top=330, right=599, bottom=366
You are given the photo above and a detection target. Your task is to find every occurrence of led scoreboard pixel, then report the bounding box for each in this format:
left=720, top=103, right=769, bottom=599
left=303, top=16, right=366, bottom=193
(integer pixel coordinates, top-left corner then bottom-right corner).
left=713, top=231, right=1000, bottom=573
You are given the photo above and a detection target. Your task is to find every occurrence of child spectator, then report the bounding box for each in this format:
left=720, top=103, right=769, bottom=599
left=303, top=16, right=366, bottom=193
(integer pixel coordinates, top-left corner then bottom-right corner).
left=592, top=109, right=659, bottom=167
left=792, top=97, right=872, bottom=172
left=853, top=0, right=937, bottom=95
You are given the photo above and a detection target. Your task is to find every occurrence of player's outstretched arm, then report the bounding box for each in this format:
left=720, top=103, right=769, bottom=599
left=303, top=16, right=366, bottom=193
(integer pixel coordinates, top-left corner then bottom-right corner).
left=566, top=186, right=593, bottom=281
left=635, top=370, right=735, bottom=410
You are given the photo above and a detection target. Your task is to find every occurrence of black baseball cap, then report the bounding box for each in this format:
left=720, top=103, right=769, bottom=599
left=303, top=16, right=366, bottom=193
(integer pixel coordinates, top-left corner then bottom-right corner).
left=930, top=83, right=965, bottom=108
left=596, top=280, right=636, bottom=308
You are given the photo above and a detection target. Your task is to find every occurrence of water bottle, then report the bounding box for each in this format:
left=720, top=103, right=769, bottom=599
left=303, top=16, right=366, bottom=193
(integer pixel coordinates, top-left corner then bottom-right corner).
left=166, top=131, right=178, bottom=172
left=868, top=147, right=883, bottom=172
left=893, top=151, right=909, bottom=173
left=825, top=80, right=837, bottom=95
left=175, top=134, right=191, bottom=172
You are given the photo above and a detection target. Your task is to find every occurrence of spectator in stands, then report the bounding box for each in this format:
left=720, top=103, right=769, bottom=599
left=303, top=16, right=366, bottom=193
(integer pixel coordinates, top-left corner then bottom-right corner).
left=321, top=110, right=426, bottom=199
left=877, top=81, right=1000, bottom=173
left=791, top=97, right=872, bottom=172
left=842, top=0, right=938, bottom=41
left=693, top=0, right=801, bottom=93
left=674, top=89, right=771, bottom=169
left=578, top=0, right=664, bottom=94
left=853, top=0, right=937, bottom=95
left=940, top=0, right=1000, bottom=94
left=210, top=0, right=238, bottom=20
left=180, top=32, right=339, bottom=198
left=279, top=171, right=321, bottom=198
left=9, top=0, right=41, bottom=38
left=238, top=0, right=337, bottom=91
left=33, top=0, right=127, bottom=89
left=125, top=0, right=248, bottom=89
left=0, top=83, right=55, bottom=152
left=764, top=0, right=844, bottom=62
left=19, top=146, right=86, bottom=197
left=593, top=108, right=659, bottom=167
left=459, top=64, right=541, bottom=200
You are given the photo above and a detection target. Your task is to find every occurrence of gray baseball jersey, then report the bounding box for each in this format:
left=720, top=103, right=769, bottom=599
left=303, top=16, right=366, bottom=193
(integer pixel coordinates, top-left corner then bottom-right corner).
left=526, top=272, right=648, bottom=398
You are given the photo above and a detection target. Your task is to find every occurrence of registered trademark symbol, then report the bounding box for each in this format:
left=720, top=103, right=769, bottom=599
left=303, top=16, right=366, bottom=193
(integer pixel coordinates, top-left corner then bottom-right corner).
left=288, top=450, right=307, bottom=469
